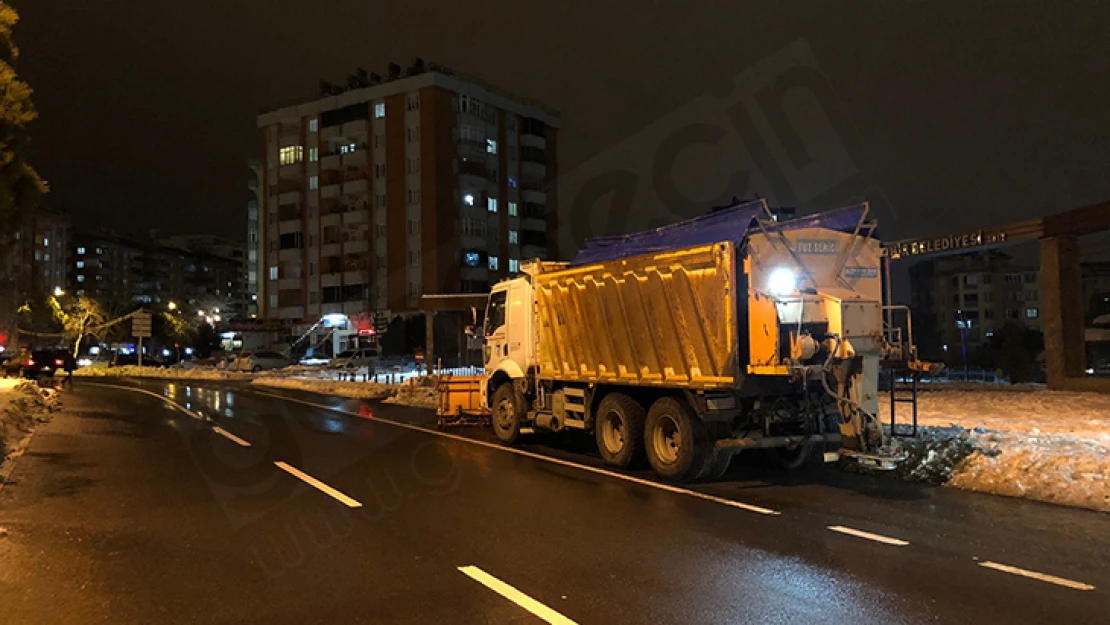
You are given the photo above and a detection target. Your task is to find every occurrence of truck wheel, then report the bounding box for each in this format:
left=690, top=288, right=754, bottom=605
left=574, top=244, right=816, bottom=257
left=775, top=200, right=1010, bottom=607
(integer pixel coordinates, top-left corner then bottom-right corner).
left=491, top=383, right=525, bottom=444
left=594, top=393, right=645, bottom=468
left=645, top=397, right=710, bottom=481
left=770, top=442, right=822, bottom=470
left=698, top=449, right=733, bottom=481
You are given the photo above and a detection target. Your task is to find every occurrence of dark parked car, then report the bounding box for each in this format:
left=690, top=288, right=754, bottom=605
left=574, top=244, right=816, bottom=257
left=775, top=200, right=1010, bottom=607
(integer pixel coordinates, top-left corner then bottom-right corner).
left=3, top=350, right=64, bottom=380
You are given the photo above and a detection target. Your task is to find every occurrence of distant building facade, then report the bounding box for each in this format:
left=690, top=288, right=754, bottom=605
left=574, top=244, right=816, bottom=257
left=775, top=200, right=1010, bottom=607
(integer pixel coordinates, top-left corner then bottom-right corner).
left=247, top=160, right=263, bottom=316
left=910, top=251, right=1042, bottom=364
left=255, top=59, right=561, bottom=322
left=5, top=207, right=71, bottom=297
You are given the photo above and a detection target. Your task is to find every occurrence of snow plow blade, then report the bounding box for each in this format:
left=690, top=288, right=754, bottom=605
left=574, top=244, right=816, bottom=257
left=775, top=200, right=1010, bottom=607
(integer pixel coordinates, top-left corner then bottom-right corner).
left=435, top=375, right=488, bottom=427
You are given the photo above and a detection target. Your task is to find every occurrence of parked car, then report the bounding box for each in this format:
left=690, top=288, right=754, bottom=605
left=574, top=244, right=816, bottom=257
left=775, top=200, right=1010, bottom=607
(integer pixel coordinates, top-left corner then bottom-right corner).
left=3, top=349, right=65, bottom=379
left=232, top=350, right=292, bottom=373
left=328, top=347, right=381, bottom=369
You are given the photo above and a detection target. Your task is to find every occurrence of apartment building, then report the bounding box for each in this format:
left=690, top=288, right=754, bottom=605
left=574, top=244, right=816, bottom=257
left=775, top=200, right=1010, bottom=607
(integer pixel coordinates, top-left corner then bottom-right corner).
left=255, top=60, right=560, bottom=322
left=4, top=207, right=71, bottom=297
left=247, top=160, right=263, bottom=316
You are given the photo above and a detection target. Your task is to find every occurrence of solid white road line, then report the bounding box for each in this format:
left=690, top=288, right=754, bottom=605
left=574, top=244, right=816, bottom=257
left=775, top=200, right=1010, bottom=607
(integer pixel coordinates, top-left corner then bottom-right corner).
left=978, top=560, right=1095, bottom=591
left=827, top=525, right=909, bottom=546
left=248, top=388, right=780, bottom=516
left=93, top=383, right=207, bottom=421
left=274, top=461, right=362, bottom=508
left=213, top=426, right=251, bottom=447
left=459, top=565, right=578, bottom=625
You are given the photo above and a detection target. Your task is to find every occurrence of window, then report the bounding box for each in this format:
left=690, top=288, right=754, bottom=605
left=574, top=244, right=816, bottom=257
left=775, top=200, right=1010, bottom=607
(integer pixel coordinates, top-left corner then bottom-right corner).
left=279, top=145, right=303, bottom=165
left=43, top=253, right=50, bottom=261
left=96, top=247, right=103, bottom=254
left=464, top=251, right=481, bottom=267
left=487, top=139, right=498, bottom=155
left=509, top=259, right=519, bottom=273
left=308, top=118, right=318, bottom=132
left=269, top=266, right=278, bottom=280
left=1006, top=308, right=1018, bottom=319
left=963, top=293, right=978, bottom=306
left=484, top=290, right=507, bottom=335
left=269, top=295, right=277, bottom=308
left=951, top=276, right=959, bottom=287
left=488, top=198, right=498, bottom=213
left=77, top=275, right=85, bottom=283
left=407, top=127, right=420, bottom=142
left=309, top=147, right=319, bottom=162
left=77, top=247, right=85, bottom=255
left=375, top=194, right=386, bottom=208
left=407, top=219, right=421, bottom=234
left=309, top=175, right=319, bottom=190
left=43, top=238, right=49, bottom=247
left=508, top=202, right=518, bottom=217
left=374, top=164, right=386, bottom=178
left=464, top=193, right=475, bottom=206
left=309, top=262, right=316, bottom=276
left=406, top=95, right=420, bottom=110
left=509, top=230, right=518, bottom=244
left=374, top=133, right=384, bottom=149
left=963, top=274, right=979, bottom=286
left=309, top=291, right=317, bottom=304
left=407, top=189, right=421, bottom=204
left=376, top=224, right=387, bottom=238
left=508, top=176, right=517, bottom=189
left=76, top=261, right=84, bottom=269
left=1026, top=307, right=1039, bottom=319
left=408, top=158, right=421, bottom=174
left=984, top=309, right=995, bottom=320
left=374, top=102, right=385, bottom=118
left=1024, top=272, right=1037, bottom=283
left=488, top=255, right=499, bottom=271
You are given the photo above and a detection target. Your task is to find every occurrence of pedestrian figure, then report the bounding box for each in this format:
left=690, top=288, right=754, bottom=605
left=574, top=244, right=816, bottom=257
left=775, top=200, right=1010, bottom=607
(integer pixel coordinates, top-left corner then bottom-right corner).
left=62, top=351, right=76, bottom=389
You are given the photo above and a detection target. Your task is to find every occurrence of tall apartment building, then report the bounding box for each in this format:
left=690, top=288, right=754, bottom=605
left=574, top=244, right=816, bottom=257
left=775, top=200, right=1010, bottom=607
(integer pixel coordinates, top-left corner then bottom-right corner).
left=909, top=251, right=1042, bottom=363
left=4, top=207, right=71, bottom=297
left=247, top=160, right=263, bottom=317
left=255, top=60, right=560, bottom=322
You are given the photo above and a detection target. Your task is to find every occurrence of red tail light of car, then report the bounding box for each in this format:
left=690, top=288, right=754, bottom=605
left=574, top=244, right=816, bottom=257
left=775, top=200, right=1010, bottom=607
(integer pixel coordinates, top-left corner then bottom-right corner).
left=55, top=359, right=64, bottom=366
left=25, top=359, right=34, bottom=366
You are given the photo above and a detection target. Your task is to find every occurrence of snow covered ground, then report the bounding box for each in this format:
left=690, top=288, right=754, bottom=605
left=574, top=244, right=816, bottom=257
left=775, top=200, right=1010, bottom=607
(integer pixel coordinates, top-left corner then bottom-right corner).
left=0, top=379, right=59, bottom=468
left=74, top=364, right=254, bottom=381
left=876, top=388, right=1110, bottom=513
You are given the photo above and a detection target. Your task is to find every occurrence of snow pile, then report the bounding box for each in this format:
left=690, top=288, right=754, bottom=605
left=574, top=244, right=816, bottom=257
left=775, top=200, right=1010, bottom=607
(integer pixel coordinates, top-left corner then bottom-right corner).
left=382, top=378, right=439, bottom=409
left=251, top=375, right=441, bottom=409
left=74, top=364, right=253, bottom=381
left=871, top=388, right=1110, bottom=513
left=0, top=380, right=59, bottom=464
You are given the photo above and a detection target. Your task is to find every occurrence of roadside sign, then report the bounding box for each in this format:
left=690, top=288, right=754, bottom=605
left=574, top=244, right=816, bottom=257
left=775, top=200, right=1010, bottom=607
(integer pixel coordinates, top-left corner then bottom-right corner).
left=132, top=311, right=152, bottom=338
left=372, top=310, right=391, bottom=333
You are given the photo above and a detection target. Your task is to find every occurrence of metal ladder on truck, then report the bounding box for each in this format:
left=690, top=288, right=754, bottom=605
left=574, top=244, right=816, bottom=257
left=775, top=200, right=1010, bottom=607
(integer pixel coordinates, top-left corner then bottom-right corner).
left=880, top=305, right=939, bottom=438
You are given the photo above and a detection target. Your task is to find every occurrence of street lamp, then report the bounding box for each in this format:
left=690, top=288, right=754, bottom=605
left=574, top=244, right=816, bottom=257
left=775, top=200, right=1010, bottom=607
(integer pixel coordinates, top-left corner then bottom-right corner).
left=53, top=286, right=65, bottom=297
left=168, top=301, right=177, bottom=311
left=197, top=310, right=205, bottom=317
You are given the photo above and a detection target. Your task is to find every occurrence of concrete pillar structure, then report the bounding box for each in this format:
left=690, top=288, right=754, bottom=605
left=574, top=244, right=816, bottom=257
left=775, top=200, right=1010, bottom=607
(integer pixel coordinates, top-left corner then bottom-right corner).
left=1040, top=235, right=1086, bottom=387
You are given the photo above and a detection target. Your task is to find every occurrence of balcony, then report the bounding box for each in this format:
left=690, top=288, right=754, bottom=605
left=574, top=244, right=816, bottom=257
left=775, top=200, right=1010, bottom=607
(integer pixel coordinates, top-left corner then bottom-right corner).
left=278, top=219, right=302, bottom=235
left=344, top=239, right=369, bottom=254
left=321, top=243, right=341, bottom=258
left=342, top=178, right=368, bottom=195
left=321, top=125, right=342, bottom=140
left=342, top=210, right=370, bottom=225
left=279, top=278, right=301, bottom=290
left=321, top=154, right=341, bottom=171
left=278, top=190, right=300, bottom=206
left=521, top=189, right=546, bottom=204
left=341, top=150, right=367, bottom=169
left=520, top=134, right=546, bottom=149
left=278, top=248, right=302, bottom=262
left=522, top=217, right=545, bottom=233
left=320, top=183, right=341, bottom=199
left=320, top=213, right=341, bottom=228
left=341, top=119, right=368, bottom=139
left=521, top=160, right=546, bottom=178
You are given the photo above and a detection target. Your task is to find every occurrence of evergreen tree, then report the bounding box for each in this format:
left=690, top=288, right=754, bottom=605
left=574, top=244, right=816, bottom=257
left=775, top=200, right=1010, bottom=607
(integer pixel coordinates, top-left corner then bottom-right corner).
left=0, top=2, right=47, bottom=242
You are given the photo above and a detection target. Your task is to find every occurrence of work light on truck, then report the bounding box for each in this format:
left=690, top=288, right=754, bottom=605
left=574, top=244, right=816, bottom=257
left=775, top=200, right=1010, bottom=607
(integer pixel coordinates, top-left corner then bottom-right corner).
left=766, top=266, right=798, bottom=295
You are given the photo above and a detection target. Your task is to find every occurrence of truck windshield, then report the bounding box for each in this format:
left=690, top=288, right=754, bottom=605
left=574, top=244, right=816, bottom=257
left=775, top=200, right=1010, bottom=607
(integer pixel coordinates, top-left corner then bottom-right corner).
left=485, top=290, right=507, bottom=336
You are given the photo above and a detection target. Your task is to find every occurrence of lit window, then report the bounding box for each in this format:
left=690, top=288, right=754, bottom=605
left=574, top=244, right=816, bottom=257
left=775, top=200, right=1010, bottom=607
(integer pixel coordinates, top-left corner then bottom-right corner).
left=96, top=247, right=102, bottom=254
left=279, top=145, right=303, bottom=165
left=76, top=261, right=84, bottom=269
left=508, top=176, right=517, bottom=189
left=464, top=252, right=480, bottom=267
left=488, top=198, right=498, bottom=213
left=340, top=144, right=349, bottom=155
left=508, top=230, right=518, bottom=244
left=309, top=147, right=318, bottom=162
left=487, top=139, right=498, bottom=154
left=509, top=259, right=519, bottom=273
left=488, top=256, right=499, bottom=271
left=508, top=202, right=518, bottom=216
left=464, top=194, right=475, bottom=206
left=309, top=175, right=319, bottom=190
left=43, top=238, right=49, bottom=247
left=269, top=295, right=277, bottom=308
left=77, top=275, right=85, bottom=283
left=44, top=253, right=50, bottom=261
left=374, top=102, right=385, bottom=118
left=309, top=118, right=318, bottom=132
left=269, top=266, right=278, bottom=280
left=77, top=247, right=85, bottom=255
left=1026, top=307, right=1039, bottom=319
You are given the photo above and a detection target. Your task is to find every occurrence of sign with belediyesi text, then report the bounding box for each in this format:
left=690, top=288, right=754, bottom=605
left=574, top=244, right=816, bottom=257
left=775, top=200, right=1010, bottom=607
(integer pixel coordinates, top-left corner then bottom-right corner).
left=887, top=230, right=1008, bottom=259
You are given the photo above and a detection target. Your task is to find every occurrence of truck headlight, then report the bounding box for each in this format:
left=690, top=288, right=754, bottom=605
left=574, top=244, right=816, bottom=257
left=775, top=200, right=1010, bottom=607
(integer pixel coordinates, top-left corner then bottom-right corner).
left=767, top=267, right=798, bottom=295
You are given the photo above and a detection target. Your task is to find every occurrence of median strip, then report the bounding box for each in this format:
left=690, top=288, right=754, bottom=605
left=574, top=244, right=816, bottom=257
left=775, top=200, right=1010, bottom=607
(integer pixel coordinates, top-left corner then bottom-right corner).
left=827, top=525, right=909, bottom=546
left=978, top=560, right=1095, bottom=591
left=274, top=461, right=362, bottom=508
left=459, top=565, right=578, bottom=625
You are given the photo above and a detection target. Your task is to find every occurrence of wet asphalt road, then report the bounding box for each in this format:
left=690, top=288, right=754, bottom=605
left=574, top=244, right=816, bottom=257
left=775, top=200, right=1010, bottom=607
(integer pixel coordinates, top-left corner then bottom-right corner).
left=0, top=379, right=1107, bottom=624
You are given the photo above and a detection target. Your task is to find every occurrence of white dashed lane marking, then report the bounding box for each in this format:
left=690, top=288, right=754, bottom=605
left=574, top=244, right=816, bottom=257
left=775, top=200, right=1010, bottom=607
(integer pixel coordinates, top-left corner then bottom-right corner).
left=827, top=525, right=910, bottom=546
left=459, top=565, right=578, bottom=625
left=978, top=560, right=1095, bottom=591
left=274, top=461, right=362, bottom=508
left=212, top=426, right=251, bottom=447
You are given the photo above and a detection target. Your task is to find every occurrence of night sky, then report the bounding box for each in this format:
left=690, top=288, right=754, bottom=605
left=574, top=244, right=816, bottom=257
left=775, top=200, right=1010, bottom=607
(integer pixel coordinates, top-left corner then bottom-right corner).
left=16, top=1, right=1110, bottom=248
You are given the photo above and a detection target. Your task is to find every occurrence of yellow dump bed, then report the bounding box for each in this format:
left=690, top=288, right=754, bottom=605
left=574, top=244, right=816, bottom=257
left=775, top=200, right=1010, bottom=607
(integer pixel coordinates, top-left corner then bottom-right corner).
left=532, top=242, right=739, bottom=389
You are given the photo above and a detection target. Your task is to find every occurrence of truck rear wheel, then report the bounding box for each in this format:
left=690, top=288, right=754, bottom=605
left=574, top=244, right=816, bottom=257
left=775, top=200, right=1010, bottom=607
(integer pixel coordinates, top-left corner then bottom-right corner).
left=594, top=393, right=645, bottom=468
left=698, top=449, right=733, bottom=481
left=644, top=397, right=710, bottom=481
left=491, top=383, right=525, bottom=444
left=770, top=442, right=822, bottom=470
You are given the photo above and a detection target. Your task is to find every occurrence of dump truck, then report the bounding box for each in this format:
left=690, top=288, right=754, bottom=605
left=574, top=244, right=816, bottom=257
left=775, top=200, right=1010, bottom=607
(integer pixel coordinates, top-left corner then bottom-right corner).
left=443, top=200, right=918, bottom=481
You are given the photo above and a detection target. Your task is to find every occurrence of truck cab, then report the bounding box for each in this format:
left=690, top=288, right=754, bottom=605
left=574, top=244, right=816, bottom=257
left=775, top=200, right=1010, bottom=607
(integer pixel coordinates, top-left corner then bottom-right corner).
left=482, top=277, right=535, bottom=410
